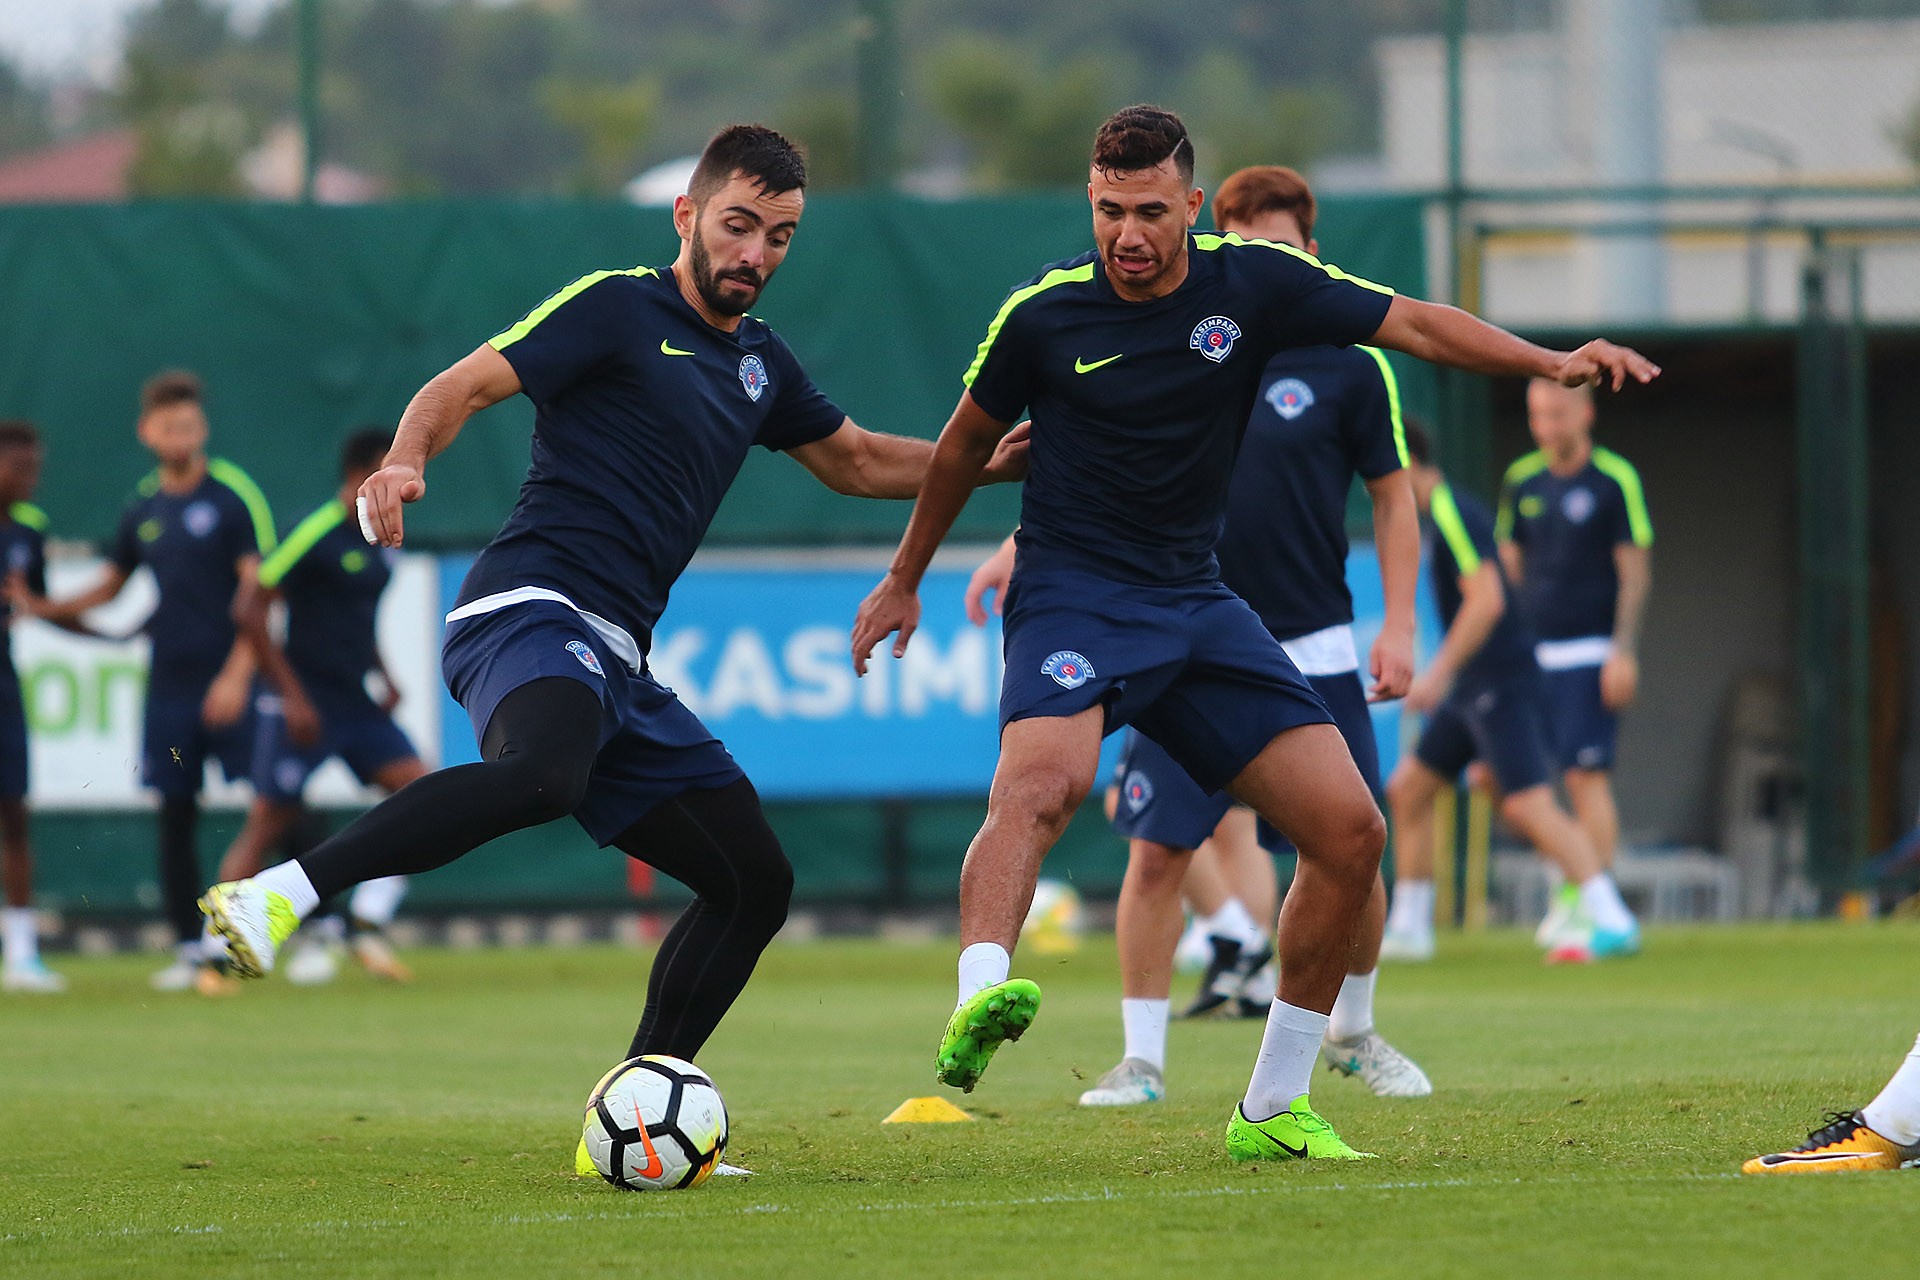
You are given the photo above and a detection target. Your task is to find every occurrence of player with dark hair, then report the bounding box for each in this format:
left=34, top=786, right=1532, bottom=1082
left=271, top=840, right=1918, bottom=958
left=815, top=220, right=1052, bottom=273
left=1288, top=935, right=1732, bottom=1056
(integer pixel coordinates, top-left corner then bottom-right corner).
left=853, top=104, right=1656, bottom=1161
left=1380, top=419, right=1640, bottom=965
left=0, top=422, right=65, bottom=992
left=199, top=427, right=428, bottom=986
left=201, top=126, right=1027, bottom=1068
left=24, top=373, right=275, bottom=992
left=1496, top=379, right=1653, bottom=948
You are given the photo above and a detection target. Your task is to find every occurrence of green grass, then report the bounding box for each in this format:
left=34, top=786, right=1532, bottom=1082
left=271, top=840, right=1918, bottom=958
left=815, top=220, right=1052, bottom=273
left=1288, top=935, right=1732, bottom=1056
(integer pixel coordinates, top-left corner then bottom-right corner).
left=3, top=922, right=1917, bottom=1278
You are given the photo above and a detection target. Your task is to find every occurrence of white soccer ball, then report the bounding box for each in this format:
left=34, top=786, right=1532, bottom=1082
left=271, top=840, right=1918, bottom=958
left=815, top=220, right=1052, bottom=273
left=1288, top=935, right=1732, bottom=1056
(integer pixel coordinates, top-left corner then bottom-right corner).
left=581, top=1054, right=728, bottom=1191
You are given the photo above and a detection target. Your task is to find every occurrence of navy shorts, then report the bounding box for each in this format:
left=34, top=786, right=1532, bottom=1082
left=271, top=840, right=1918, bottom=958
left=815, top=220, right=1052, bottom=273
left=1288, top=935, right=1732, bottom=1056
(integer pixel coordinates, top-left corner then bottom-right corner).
left=1414, top=671, right=1557, bottom=795
left=1112, top=669, right=1381, bottom=851
left=441, top=601, right=744, bottom=846
left=1541, top=665, right=1616, bottom=772
left=142, top=683, right=257, bottom=798
left=251, top=690, right=419, bottom=803
left=0, top=688, right=25, bottom=800
left=1000, top=567, right=1332, bottom=793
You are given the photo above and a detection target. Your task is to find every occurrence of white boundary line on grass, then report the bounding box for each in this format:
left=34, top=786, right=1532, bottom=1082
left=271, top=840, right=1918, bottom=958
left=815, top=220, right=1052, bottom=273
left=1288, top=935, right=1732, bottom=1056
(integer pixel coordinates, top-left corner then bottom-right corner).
left=0, top=1170, right=1744, bottom=1247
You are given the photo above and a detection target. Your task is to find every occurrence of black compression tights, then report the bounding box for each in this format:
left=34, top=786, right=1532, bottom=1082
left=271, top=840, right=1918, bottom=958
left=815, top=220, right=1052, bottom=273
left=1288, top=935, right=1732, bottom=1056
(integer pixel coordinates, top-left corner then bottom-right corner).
left=158, top=795, right=204, bottom=944
left=294, top=676, right=793, bottom=1060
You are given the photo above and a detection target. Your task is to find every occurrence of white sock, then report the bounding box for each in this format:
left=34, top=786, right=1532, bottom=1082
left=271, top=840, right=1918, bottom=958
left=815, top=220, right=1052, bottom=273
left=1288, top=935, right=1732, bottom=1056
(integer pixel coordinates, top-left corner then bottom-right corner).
left=1327, top=969, right=1377, bottom=1042
left=201, top=932, right=229, bottom=961
left=175, top=939, right=202, bottom=965
left=1241, top=1000, right=1330, bottom=1121
left=1862, top=1031, right=1920, bottom=1146
left=1387, top=879, right=1434, bottom=934
left=349, top=875, right=408, bottom=927
left=1578, top=874, right=1636, bottom=933
left=255, top=861, right=321, bottom=919
left=1121, top=997, right=1170, bottom=1071
left=1, top=906, right=37, bottom=968
left=956, top=941, right=1010, bottom=1007
left=1200, top=897, right=1265, bottom=951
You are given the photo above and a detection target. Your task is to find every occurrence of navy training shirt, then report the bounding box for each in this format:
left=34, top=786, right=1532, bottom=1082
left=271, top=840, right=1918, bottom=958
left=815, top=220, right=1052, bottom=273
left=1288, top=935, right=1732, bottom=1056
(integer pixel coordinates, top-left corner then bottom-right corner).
left=456, top=266, right=845, bottom=655
left=258, top=498, right=391, bottom=704
left=111, top=460, right=275, bottom=690
left=1, top=502, right=48, bottom=688
left=964, top=233, right=1395, bottom=587
left=1425, top=482, right=1535, bottom=689
left=1214, top=345, right=1407, bottom=640
left=1495, top=447, right=1653, bottom=641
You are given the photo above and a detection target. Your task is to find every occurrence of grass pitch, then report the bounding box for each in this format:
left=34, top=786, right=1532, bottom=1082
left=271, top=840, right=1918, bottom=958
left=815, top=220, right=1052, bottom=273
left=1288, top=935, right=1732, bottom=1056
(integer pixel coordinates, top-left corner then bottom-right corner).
left=3, top=922, right=1916, bottom=1278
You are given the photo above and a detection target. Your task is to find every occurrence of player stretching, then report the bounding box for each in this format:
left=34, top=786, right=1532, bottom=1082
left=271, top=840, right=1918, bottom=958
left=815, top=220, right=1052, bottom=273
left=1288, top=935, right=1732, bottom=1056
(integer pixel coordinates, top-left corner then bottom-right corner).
left=0, top=423, right=65, bottom=992
left=24, top=373, right=274, bottom=992
left=965, top=165, right=1431, bottom=1107
left=201, top=126, right=1027, bottom=1067
left=202, top=428, right=428, bottom=985
left=1745, top=1030, right=1920, bottom=1173
left=852, top=106, right=1656, bottom=1161
left=1379, top=421, right=1640, bottom=964
left=1496, top=380, right=1652, bottom=948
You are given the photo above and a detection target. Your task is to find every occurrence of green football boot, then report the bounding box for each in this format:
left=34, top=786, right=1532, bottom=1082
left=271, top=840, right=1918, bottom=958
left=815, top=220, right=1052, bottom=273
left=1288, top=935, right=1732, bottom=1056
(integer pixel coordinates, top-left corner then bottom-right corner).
left=1225, top=1098, right=1377, bottom=1161
left=198, top=879, right=301, bottom=979
left=935, top=978, right=1042, bottom=1092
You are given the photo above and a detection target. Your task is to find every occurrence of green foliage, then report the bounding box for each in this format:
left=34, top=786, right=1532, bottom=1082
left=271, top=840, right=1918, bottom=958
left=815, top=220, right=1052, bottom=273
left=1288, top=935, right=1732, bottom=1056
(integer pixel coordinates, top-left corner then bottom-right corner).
left=2, top=925, right=1917, bottom=1276
left=541, top=77, right=664, bottom=196
left=924, top=34, right=1129, bottom=189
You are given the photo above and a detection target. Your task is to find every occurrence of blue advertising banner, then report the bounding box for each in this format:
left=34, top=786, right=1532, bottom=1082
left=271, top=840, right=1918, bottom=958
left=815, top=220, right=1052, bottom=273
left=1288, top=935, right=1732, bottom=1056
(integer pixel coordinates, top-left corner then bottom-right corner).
left=438, top=550, right=1439, bottom=801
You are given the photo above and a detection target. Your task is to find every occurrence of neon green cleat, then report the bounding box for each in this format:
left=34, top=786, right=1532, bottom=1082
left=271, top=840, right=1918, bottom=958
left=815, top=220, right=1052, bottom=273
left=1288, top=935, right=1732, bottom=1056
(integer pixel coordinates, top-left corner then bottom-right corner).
left=198, top=880, right=301, bottom=979
left=1225, top=1099, right=1377, bottom=1161
left=935, top=978, right=1042, bottom=1092
left=574, top=1137, right=596, bottom=1177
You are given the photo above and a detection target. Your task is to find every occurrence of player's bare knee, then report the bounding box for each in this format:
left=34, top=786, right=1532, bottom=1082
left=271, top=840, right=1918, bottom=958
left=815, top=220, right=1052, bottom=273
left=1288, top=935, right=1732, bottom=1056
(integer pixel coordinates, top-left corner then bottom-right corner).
left=1127, top=840, right=1188, bottom=894
left=990, top=766, right=1089, bottom=839
left=1302, top=802, right=1385, bottom=886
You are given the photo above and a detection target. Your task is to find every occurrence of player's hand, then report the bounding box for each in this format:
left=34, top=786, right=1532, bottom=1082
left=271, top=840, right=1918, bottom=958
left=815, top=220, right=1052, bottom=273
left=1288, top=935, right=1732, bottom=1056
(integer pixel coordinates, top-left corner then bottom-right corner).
left=1368, top=623, right=1415, bottom=702
left=2, top=569, right=25, bottom=625
left=1600, top=650, right=1639, bottom=710
left=201, top=672, right=252, bottom=729
left=979, top=420, right=1032, bottom=485
left=963, top=537, right=1017, bottom=626
left=1552, top=341, right=1660, bottom=392
left=358, top=462, right=426, bottom=548
left=376, top=676, right=403, bottom=715
left=851, top=573, right=920, bottom=676
left=283, top=691, right=324, bottom=748
left=1406, top=669, right=1449, bottom=715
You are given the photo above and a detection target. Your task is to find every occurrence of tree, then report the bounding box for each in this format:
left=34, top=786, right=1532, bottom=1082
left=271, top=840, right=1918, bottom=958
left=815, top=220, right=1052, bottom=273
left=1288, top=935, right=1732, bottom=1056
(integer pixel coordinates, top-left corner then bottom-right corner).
left=924, top=34, right=1126, bottom=189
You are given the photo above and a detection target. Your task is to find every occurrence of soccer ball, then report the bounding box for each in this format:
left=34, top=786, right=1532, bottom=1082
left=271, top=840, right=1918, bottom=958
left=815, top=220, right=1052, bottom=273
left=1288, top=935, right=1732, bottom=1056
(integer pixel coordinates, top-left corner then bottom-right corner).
left=581, top=1054, right=727, bottom=1191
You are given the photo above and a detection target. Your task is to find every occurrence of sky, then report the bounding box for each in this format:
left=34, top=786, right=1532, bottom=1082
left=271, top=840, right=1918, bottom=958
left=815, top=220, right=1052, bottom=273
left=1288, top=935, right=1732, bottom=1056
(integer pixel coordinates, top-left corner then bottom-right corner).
left=0, top=0, right=277, bottom=80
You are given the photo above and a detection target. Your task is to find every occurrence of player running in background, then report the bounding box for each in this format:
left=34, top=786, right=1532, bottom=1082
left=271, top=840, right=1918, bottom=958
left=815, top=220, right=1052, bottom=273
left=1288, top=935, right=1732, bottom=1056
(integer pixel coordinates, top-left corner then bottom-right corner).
left=1496, top=380, right=1653, bottom=948
left=23, top=373, right=273, bottom=992
left=0, top=422, right=66, bottom=992
left=852, top=105, right=1656, bottom=1162
left=1379, top=420, right=1640, bottom=964
left=199, top=428, right=427, bottom=986
left=1745, top=1031, right=1920, bottom=1173
left=962, top=164, right=1430, bottom=1107
left=201, top=126, right=1028, bottom=1074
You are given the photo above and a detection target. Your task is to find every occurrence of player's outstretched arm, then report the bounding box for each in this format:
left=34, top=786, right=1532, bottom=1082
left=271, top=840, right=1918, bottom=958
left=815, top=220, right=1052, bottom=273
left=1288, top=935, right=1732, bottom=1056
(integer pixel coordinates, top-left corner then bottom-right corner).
left=359, top=345, right=522, bottom=548
left=12, top=562, right=130, bottom=627
left=1408, top=563, right=1505, bottom=714
left=851, top=392, right=1012, bottom=674
left=1371, top=297, right=1661, bottom=391
left=963, top=532, right=1018, bottom=626
left=791, top=419, right=1029, bottom=499
left=1365, top=472, right=1419, bottom=701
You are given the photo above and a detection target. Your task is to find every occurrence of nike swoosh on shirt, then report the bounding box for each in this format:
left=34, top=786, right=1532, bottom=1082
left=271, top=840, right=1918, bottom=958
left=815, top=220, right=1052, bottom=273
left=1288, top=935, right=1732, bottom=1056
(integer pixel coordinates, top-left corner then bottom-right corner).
left=660, top=340, right=695, bottom=357
left=1073, top=354, right=1123, bottom=374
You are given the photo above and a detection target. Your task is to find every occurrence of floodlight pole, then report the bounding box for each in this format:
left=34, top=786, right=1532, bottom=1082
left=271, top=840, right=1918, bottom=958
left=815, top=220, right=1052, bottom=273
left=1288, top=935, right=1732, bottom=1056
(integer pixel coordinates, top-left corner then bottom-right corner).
left=298, top=0, right=321, bottom=202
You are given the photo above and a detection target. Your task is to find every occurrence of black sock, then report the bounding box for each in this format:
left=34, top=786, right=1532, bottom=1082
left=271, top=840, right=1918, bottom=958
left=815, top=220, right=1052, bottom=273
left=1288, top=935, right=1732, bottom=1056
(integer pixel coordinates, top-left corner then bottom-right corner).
left=297, top=678, right=602, bottom=900
left=616, top=777, right=793, bottom=1060
left=158, top=795, right=203, bottom=945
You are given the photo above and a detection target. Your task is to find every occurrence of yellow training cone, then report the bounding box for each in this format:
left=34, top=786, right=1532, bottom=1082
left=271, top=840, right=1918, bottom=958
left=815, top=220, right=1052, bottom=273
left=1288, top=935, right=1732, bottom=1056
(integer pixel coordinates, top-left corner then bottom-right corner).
left=883, top=1096, right=973, bottom=1124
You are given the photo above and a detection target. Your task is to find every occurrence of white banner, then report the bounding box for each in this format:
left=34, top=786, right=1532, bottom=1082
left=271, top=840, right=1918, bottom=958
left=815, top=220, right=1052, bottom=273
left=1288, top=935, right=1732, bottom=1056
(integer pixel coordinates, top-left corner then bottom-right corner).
left=18, top=555, right=442, bottom=810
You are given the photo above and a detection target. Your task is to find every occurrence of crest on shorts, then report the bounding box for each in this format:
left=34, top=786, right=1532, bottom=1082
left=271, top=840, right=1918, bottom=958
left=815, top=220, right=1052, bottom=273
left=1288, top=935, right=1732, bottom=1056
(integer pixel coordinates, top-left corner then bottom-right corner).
left=1562, top=486, right=1596, bottom=524
left=565, top=639, right=605, bottom=677
left=1041, top=650, right=1093, bottom=690
left=184, top=500, right=220, bottom=539
left=738, top=354, right=769, bottom=402
left=1189, top=315, right=1242, bottom=364
left=1123, top=770, right=1154, bottom=814
left=1266, top=377, right=1314, bottom=420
